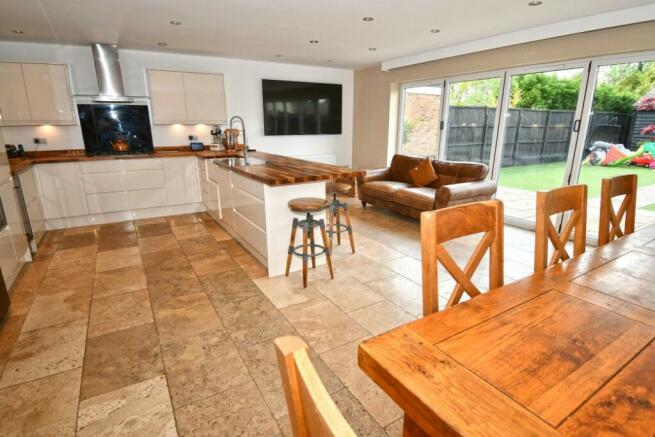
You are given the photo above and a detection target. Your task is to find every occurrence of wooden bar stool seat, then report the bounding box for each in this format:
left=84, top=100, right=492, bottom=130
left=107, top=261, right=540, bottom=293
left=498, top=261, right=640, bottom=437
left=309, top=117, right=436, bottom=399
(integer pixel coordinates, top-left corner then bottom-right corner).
left=326, top=182, right=352, bottom=195
left=285, top=197, right=334, bottom=288
left=326, top=182, right=355, bottom=253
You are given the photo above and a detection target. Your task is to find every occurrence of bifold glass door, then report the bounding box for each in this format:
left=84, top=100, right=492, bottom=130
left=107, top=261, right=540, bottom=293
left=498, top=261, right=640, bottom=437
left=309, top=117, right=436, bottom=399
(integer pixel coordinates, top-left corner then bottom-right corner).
left=398, top=82, right=444, bottom=157
left=494, top=66, right=588, bottom=227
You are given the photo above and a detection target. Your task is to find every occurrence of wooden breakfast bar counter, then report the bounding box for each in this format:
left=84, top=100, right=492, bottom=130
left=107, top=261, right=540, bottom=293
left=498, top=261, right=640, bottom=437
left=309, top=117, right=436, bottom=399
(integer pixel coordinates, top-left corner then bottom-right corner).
left=209, top=151, right=362, bottom=277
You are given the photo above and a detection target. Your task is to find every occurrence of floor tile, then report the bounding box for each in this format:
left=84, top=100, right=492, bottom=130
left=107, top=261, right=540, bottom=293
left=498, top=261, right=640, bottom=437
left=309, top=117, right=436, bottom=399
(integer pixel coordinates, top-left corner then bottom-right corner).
left=98, top=221, right=136, bottom=235
left=63, top=225, right=98, bottom=236
left=172, top=223, right=209, bottom=240
left=93, top=265, right=148, bottom=298
left=147, top=266, right=205, bottom=305
left=380, top=256, right=423, bottom=284
left=385, top=418, right=404, bottom=436
left=95, top=246, right=142, bottom=272
left=332, top=388, right=388, bottom=436
left=253, top=274, right=322, bottom=309
left=238, top=339, right=342, bottom=419
left=333, top=254, right=396, bottom=283
left=201, top=268, right=262, bottom=306
left=49, top=245, right=97, bottom=270
left=57, top=231, right=98, bottom=250
left=321, top=338, right=402, bottom=427
left=77, top=375, right=177, bottom=437
left=161, top=328, right=251, bottom=408
left=0, top=319, right=87, bottom=388
left=138, top=234, right=181, bottom=255
left=136, top=222, right=173, bottom=238
left=220, top=239, right=249, bottom=257
left=81, top=323, right=164, bottom=400
left=152, top=292, right=222, bottom=344
left=21, top=287, right=92, bottom=332
left=0, top=368, right=81, bottom=437
left=167, top=214, right=202, bottom=227
left=365, top=275, right=423, bottom=317
left=0, top=314, right=25, bottom=375
left=281, top=297, right=368, bottom=353
left=348, top=301, right=414, bottom=336
left=178, top=235, right=223, bottom=260
left=233, top=253, right=268, bottom=279
left=88, top=289, right=153, bottom=338
left=38, top=262, right=95, bottom=296
left=203, top=222, right=232, bottom=241
left=216, top=294, right=295, bottom=346
left=142, top=248, right=190, bottom=277
left=190, top=252, right=240, bottom=277
left=316, top=274, right=385, bottom=312
left=175, top=382, right=280, bottom=437
left=97, top=232, right=138, bottom=252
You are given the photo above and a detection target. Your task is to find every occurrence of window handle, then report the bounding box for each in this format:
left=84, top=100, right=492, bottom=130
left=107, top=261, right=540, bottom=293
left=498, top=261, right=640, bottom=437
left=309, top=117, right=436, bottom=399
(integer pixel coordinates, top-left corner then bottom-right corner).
left=572, top=119, right=581, bottom=133
left=440, top=120, right=445, bottom=130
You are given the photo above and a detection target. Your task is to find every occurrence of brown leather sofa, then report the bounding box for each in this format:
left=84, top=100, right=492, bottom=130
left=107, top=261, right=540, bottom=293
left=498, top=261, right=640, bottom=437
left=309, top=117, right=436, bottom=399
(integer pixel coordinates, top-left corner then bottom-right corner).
left=356, top=154, right=497, bottom=219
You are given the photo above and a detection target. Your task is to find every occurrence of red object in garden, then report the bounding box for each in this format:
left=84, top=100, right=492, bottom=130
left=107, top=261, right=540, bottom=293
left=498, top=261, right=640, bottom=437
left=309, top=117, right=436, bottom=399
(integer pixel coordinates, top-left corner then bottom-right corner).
left=641, top=124, right=655, bottom=136
left=631, top=154, right=655, bottom=167
left=636, top=96, right=655, bottom=111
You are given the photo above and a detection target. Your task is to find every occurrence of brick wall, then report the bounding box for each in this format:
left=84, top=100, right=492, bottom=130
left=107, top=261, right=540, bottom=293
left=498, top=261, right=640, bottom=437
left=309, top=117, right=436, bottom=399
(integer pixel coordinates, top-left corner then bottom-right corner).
left=402, top=93, right=441, bottom=156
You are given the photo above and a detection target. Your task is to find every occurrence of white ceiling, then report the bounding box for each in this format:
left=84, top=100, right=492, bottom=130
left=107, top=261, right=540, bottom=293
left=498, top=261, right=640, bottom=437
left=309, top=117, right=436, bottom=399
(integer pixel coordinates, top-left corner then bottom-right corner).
left=0, top=0, right=653, bottom=69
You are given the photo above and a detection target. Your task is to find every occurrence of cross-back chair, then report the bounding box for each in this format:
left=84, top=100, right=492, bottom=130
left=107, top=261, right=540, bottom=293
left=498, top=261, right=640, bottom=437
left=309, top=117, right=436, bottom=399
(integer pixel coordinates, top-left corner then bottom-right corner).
left=420, top=199, right=504, bottom=316
left=598, top=174, right=637, bottom=245
left=275, top=336, right=356, bottom=437
left=534, top=184, right=587, bottom=273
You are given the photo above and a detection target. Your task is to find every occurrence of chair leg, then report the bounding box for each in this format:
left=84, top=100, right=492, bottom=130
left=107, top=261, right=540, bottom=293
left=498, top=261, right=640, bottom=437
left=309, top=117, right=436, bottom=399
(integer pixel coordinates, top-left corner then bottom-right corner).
left=336, top=206, right=342, bottom=245
left=285, top=218, right=298, bottom=276
left=343, top=205, right=355, bottom=254
left=309, top=220, right=316, bottom=269
left=302, top=220, right=308, bottom=288
left=319, top=219, right=334, bottom=279
left=361, top=201, right=367, bottom=208
left=328, top=206, right=335, bottom=250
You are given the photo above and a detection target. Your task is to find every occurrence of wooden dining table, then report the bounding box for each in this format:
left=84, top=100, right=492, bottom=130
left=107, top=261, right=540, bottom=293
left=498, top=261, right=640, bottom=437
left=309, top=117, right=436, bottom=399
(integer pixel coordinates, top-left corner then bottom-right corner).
left=359, top=223, right=655, bottom=436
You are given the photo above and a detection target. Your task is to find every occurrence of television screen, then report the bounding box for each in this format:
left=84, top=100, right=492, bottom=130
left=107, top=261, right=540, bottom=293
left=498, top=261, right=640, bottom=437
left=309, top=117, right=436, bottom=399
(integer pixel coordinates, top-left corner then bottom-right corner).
left=262, top=79, right=342, bottom=135
left=78, top=104, right=154, bottom=155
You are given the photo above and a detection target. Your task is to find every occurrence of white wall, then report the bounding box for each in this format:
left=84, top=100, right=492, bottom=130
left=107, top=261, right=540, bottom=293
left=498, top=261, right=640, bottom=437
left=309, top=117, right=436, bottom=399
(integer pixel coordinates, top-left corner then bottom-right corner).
left=0, top=42, right=354, bottom=165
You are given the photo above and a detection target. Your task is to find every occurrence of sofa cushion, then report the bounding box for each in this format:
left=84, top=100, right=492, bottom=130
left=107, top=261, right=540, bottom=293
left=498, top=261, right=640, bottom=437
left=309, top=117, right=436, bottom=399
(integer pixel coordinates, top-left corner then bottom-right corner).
left=409, top=158, right=439, bottom=187
left=430, top=160, right=489, bottom=188
left=393, top=187, right=437, bottom=211
left=361, top=181, right=412, bottom=201
left=389, top=155, right=424, bottom=184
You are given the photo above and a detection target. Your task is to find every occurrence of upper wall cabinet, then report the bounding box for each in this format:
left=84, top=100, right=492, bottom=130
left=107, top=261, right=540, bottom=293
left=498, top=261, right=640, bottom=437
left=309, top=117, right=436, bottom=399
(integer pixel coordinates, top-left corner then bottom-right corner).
left=147, top=69, right=227, bottom=125
left=0, top=62, right=75, bottom=125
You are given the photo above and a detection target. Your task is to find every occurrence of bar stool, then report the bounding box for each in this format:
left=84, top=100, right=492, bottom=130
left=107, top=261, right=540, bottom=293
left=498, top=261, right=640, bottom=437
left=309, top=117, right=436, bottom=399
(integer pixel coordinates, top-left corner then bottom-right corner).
left=285, top=197, right=335, bottom=288
left=326, top=182, right=355, bottom=253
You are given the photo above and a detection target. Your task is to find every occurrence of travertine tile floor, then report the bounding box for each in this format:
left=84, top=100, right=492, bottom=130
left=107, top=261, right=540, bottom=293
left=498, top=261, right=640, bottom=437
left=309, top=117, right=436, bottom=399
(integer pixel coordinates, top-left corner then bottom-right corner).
left=0, top=200, right=539, bottom=436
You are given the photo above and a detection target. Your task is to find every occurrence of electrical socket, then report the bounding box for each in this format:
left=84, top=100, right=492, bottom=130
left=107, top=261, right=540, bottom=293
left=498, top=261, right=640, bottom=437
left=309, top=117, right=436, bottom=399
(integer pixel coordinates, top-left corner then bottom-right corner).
left=33, top=137, right=47, bottom=145
left=188, top=135, right=198, bottom=141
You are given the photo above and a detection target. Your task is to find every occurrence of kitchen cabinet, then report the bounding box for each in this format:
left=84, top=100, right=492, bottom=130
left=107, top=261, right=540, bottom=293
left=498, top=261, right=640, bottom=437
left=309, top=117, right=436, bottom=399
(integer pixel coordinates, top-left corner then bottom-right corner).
left=210, top=163, right=234, bottom=229
left=147, top=69, right=227, bottom=124
left=0, top=62, right=74, bottom=125
left=37, top=162, right=88, bottom=219
left=18, top=166, right=45, bottom=242
left=163, top=157, right=201, bottom=205
left=0, top=179, right=27, bottom=287
left=147, top=70, right=188, bottom=124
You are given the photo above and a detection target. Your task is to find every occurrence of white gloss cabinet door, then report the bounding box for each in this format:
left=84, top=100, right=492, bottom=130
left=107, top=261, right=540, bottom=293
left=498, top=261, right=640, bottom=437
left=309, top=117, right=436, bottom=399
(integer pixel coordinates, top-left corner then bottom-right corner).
left=21, top=63, right=74, bottom=123
left=0, top=63, right=31, bottom=123
left=163, top=157, right=201, bottom=205
left=0, top=180, right=26, bottom=283
left=19, top=167, right=45, bottom=237
left=183, top=72, right=227, bottom=124
left=147, top=70, right=188, bottom=124
left=37, top=163, right=88, bottom=219
left=215, top=166, right=234, bottom=228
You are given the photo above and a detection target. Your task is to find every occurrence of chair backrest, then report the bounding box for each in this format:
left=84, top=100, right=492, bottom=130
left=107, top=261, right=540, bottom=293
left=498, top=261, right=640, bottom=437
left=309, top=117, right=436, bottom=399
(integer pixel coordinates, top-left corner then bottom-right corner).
left=274, top=336, right=356, bottom=437
left=598, top=174, right=637, bottom=245
left=420, top=199, right=504, bottom=316
left=534, top=184, right=587, bottom=273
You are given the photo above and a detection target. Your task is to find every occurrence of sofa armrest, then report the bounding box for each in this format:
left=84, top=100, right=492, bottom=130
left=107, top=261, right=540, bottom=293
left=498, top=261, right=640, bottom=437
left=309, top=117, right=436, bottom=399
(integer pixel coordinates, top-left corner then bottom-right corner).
left=356, top=167, right=391, bottom=186
left=436, top=180, right=497, bottom=207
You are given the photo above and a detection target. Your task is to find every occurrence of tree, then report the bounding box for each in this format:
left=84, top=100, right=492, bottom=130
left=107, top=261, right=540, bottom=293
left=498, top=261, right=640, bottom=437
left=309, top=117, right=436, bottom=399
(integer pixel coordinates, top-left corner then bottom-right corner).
left=592, top=84, right=637, bottom=113
left=449, top=79, right=499, bottom=106
left=511, top=73, right=581, bottom=110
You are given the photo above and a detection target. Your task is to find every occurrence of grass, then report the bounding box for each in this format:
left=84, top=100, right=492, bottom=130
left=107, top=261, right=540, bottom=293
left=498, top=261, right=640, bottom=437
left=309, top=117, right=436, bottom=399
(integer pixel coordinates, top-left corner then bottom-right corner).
left=499, top=162, right=655, bottom=198
left=642, top=203, right=655, bottom=212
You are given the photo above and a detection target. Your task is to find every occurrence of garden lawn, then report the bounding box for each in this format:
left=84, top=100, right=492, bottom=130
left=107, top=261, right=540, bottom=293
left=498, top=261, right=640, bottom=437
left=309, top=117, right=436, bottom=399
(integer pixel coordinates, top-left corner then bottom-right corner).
left=499, top=162, right=655, bottom=198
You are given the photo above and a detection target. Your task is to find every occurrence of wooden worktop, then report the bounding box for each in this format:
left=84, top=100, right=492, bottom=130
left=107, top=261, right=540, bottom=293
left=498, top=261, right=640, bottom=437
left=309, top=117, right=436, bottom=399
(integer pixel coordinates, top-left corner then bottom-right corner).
left=8, top=146, right=240, bottom=175
left=213, top=151, right=363, bottom=185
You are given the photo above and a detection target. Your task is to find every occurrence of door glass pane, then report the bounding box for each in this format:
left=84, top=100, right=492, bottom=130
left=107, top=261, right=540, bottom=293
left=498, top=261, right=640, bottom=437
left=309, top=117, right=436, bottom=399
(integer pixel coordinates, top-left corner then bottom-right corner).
left=399, top=84, right=442, bottom=156
left=497, top=68, right=584, bottom=225
left=443, top=77, right=501, bottom=163
left=577, top=60, right=655, bottom=239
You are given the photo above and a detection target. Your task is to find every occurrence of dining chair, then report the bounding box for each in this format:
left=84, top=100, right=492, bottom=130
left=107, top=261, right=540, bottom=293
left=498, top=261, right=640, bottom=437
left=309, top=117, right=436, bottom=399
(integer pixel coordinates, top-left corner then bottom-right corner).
left=275, top=336, right=356, bottom=437
left=534, top=184, right=587, bottom=273
left=420, top=199, right=504, bottom=316
left=598, top=174, right=637, bottom=245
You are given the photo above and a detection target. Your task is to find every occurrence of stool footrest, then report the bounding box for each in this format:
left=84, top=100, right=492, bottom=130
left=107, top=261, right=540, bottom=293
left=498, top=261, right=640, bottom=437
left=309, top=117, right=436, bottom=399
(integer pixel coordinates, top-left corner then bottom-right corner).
left=289, top=243, right=329, bottom=259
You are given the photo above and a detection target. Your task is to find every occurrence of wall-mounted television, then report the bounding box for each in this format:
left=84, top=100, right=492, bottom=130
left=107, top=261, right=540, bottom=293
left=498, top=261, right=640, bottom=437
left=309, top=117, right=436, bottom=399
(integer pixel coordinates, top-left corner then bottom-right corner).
left=262, top=79, right=342, bottom=135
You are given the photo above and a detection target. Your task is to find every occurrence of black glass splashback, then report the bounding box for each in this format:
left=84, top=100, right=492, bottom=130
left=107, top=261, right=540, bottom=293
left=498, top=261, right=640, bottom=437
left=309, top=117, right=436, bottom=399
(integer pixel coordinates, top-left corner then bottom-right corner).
left=78, top=104, right=154, bottom=155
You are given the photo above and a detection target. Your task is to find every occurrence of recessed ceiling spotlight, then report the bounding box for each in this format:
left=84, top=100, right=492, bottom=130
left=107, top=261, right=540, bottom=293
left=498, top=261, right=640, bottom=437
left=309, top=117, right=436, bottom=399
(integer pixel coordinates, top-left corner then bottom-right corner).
left=275, top=54, right=283, bottom=57
left=362, top=17, right=374, bottom=22
left=430, top=28, right=441, bottom=34
left=11, top=29, right=24, bottom=34
left=158, top=42, right=168, bottom=47
left=528, top=1, right=542, bottom=5
left=309, top=40, right=319, bottom=44
left=169, top=20, right=182, bottom=25
left=326, top=60, right=333, bottom=63
left=368, top=47, right=377, bottom=51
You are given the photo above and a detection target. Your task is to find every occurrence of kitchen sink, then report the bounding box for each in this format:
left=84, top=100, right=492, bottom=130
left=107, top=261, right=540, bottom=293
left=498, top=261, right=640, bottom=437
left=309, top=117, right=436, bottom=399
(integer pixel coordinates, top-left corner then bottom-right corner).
left=213, top=157, right=267, bottom=167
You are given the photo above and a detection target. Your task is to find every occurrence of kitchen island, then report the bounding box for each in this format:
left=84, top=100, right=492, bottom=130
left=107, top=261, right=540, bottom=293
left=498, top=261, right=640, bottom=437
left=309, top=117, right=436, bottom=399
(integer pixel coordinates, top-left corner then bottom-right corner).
left=206, top=152, right=362, bottom=277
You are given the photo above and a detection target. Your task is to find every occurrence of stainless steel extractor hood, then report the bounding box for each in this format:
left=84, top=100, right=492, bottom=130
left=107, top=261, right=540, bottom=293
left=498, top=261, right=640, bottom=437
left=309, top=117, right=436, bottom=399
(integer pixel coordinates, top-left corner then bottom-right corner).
left=91, top=43, right=133, bottom=103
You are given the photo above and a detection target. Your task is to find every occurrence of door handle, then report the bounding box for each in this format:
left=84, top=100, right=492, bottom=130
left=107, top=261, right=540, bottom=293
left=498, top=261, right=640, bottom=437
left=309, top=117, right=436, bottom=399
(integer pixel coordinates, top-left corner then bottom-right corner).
left=572, top=119, right=581, bottom=133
